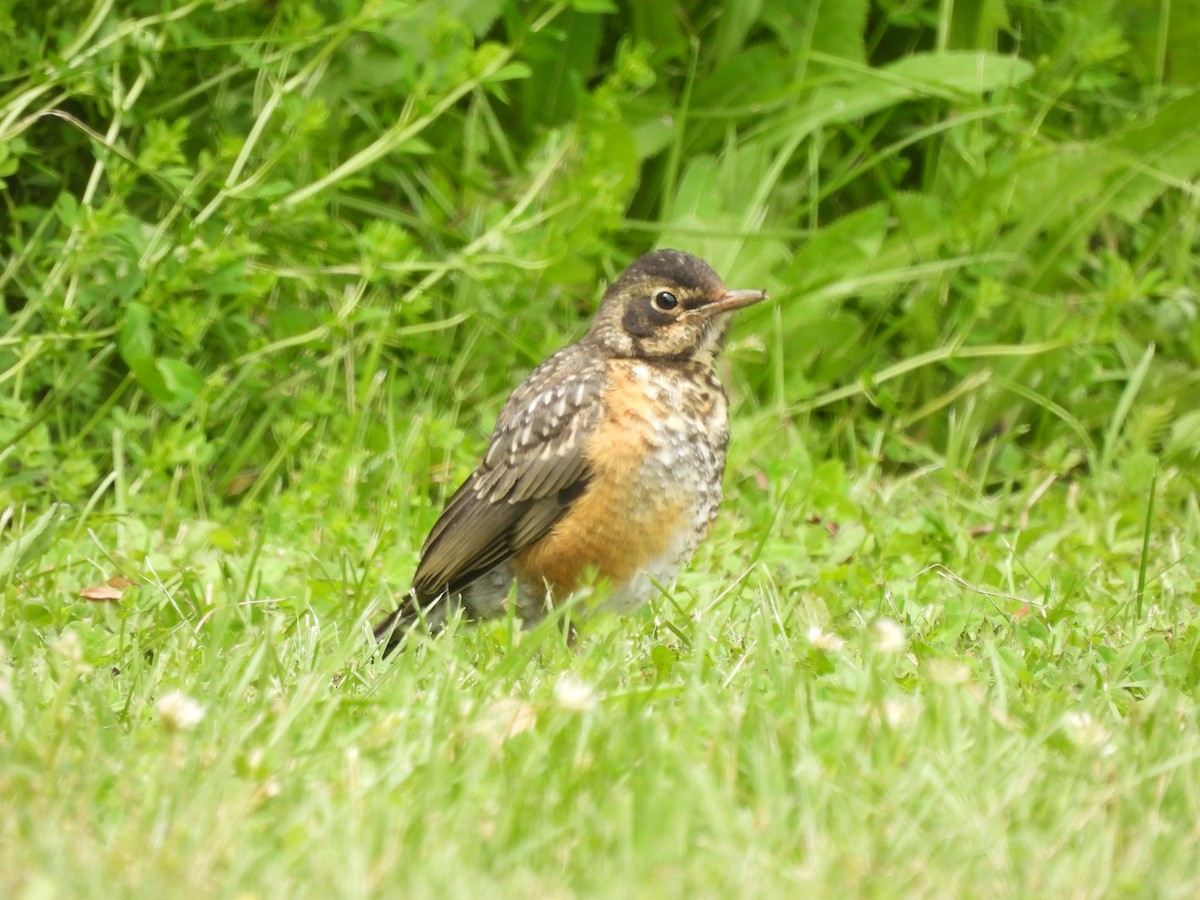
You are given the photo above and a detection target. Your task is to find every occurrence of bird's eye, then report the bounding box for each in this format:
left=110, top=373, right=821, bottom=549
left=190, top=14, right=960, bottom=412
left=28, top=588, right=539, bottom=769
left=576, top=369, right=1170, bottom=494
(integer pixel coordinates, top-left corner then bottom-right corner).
left=652, top=290, right=679, bottom=312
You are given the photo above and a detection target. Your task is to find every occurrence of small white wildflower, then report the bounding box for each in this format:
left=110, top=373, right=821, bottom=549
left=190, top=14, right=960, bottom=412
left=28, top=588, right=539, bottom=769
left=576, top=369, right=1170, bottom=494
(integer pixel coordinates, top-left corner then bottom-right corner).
left=880, top=697, right=918, bottom=729
left=806, top=625, right=845, bottom=652
left=554, top=674, right=598, bottom=713
left=872, top=618, right=906, bottom=654
left=51, top=631, right=83, bottom=664
left=1062, top=711, right=1093, bottom=738
left=927, top=659, right=970, bottom=685
left=50, top=630, right=92, bottom=675
left=157, top=689, right=205, bottom=731
left=1062, top=711, right=1114, bottom=755
left=859, top=697, right=920, bottom=730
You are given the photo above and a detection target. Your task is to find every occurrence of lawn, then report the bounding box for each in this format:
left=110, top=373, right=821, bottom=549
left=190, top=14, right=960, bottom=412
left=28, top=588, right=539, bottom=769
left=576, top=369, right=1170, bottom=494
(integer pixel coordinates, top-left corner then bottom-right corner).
left=3, top=1, right=1200, bottom=896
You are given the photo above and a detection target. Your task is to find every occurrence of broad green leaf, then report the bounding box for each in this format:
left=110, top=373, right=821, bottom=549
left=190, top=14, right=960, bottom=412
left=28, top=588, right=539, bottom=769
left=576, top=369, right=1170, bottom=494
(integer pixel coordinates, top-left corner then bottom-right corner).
left=158, top=359, right=206, bottom=406
left=627, top=2, right=687, bottom=60
left=711, top=0, right=765, bottom=64
left=806, top=0, right=869, bottom=64
left=518, top=10, right=604, bottom=129
left=0, top=504, right=68, bottom=584
left=54, top=191, right=78, bottom=227
left=785, top=204, right=889, bottom=300
left=692, top=44, right=795, bottom=112
left=119, top=302, right=155, bottom=365
left=127, top=357, right=173, bottom=407
left=996, top=91, right=1200, bottom=286
left=446, top=0, right=505, bottom=37
left=1166, top=410, right=1200, bottom=462
left=882, top=50, right=1035, bottom=96
left=1125, top=0, right=1200, bottom=85
left=764, top=51, right=1035, bottom=146
left=1107, top=92, right=1200, bottom=221
left=948, top=0, right=1010, bottom=50
left=488, top=62, right=532, bottom=83
left=665, top=155, right=722, bottom=228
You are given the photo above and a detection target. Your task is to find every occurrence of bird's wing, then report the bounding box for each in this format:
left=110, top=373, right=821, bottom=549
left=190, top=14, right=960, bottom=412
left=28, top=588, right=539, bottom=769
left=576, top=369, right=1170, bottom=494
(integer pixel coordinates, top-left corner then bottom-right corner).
left=411, top=356, right=607, bottom=601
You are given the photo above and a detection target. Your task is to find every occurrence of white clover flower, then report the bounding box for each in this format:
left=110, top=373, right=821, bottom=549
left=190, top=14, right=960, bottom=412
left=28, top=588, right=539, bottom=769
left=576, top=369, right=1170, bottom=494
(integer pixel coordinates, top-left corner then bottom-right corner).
left=1062, top=711, right=1114, bottom=755
left=50, top=630, right=92, bottom=675
left=806, top=625, right=845, bottom=652
left=554, top=674, right=598, bottom=713
left=157, top=689, right=205, bottom=731
left=872, top=618, right=907, bottom=654
left=859, top=696, right=920, bottom=730
left=51, top=630, right=83, bottom=664
left=927, top=658, right=971, bottom=685
left=880, top=697, right=918, bottom=729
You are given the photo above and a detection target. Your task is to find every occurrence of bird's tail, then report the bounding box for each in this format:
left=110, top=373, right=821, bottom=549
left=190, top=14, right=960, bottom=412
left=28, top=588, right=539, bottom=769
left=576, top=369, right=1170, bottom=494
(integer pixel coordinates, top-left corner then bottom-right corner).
left=372, top=592, right=450, bottom=656
left=372, top=607, right=409, bottom=657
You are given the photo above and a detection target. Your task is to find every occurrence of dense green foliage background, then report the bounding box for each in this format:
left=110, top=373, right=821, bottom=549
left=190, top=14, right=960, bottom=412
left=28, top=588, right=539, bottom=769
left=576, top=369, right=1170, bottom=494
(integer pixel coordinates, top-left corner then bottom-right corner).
left=3, top=0, right=1200, bottom=895
left=6, top=0, right=1199, bottom=513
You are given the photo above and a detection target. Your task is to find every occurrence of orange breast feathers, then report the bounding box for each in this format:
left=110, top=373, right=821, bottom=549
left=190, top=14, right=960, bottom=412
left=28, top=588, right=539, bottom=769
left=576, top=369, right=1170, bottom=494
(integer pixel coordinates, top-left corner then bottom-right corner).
left=512, top=363, right=687, bottom=596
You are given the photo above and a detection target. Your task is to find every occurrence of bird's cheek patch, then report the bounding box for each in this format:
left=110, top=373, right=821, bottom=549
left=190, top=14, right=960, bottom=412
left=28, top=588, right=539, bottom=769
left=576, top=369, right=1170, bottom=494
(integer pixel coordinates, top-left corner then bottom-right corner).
left=622, top=304, right=673, bottom=337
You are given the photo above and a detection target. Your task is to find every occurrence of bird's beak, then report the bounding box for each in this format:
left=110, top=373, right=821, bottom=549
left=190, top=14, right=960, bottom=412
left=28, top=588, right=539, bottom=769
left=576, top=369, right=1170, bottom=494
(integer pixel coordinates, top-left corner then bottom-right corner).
left=690, top=288, right=768, bottom=317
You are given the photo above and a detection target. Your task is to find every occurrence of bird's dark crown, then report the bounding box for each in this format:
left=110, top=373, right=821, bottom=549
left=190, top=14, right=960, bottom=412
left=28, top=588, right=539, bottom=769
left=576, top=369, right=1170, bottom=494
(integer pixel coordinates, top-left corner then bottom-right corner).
left=610, top=249, right=725, bottom=299
left=586, top=249, right=764, bottom=362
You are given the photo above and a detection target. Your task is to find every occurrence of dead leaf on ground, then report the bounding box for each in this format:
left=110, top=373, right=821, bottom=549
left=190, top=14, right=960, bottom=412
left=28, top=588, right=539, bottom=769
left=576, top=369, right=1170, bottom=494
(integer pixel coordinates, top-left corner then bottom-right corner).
left=225, top=471, right=258, bottom=497
left=80, top=584, right=125, bottom=602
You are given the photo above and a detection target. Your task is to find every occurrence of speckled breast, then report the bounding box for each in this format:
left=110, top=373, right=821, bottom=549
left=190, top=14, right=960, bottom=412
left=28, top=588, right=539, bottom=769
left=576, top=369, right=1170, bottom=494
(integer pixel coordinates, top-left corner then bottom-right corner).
left=511, top=357, right=730, bottom=613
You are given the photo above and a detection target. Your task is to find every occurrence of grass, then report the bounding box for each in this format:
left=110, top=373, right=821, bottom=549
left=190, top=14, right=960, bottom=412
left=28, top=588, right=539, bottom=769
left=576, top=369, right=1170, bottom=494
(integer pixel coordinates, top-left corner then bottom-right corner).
left=4, top=402, right=1199, bottom=896
left=4, top=0, right=1200, bottom=896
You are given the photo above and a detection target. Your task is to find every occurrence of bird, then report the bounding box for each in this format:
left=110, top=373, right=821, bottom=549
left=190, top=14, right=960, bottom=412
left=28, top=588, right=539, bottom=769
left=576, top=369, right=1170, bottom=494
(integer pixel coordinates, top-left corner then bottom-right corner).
left=374, top=248, right=767, bottom=653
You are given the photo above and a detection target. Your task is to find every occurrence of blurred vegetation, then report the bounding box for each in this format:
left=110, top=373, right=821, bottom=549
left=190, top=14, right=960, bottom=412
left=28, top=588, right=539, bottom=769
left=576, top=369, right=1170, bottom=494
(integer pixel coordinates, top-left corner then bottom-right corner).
left=2, top=0, right=1199, bottom=514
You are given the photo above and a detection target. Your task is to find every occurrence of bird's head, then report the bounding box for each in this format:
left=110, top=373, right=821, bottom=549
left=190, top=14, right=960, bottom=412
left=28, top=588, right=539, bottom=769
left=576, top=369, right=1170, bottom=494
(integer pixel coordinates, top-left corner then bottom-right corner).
left=587, top=249, right=767, bottom=363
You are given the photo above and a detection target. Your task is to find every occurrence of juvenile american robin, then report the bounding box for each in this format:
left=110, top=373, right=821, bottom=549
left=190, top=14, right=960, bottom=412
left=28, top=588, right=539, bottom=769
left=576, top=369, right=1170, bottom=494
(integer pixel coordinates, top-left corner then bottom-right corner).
left=374, top=249, right=767, bottom=652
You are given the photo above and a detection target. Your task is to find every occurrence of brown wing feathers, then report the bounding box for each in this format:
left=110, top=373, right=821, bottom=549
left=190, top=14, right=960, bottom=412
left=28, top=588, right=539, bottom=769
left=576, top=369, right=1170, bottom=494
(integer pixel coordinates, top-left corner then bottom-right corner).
left=409, top=352, right=606, bottom=603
